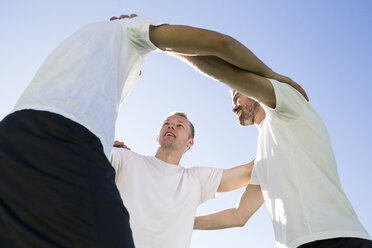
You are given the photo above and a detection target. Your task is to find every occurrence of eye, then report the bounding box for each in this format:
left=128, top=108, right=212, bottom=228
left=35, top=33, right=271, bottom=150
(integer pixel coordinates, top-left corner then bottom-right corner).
left=233, top=94, right=240, bottom=105
left=177, top=124, right=184, bottom=128
left=163, top=122, right=169, bottom=126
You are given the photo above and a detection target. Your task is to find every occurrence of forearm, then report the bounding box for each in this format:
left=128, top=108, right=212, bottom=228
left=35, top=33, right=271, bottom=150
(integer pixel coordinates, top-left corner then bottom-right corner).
left=180, top=55, right=308, bottom=103
left=150, top=23, right=308, bottom=100
left=150, top=25, right=275, bottom=78
left=194, top=208, right=244, bottom=230
left=195, top=185, right=264, bottom=230
left=180, top=55, right=275, bottom=106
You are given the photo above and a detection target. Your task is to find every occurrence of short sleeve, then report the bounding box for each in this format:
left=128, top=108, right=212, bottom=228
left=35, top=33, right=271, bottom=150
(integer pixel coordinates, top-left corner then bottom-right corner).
left=249, top=162, right=260, bottom=186
left=192, top=167, right=223, bottom=203
left=110, top=147, right=132, bottom=182
left=262, top=79, right=306, bottom=122
left=119, top=16, right=164, bottom=54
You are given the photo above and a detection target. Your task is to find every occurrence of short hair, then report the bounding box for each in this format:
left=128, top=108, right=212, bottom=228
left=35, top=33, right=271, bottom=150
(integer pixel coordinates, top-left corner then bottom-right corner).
left=167, top=111, right=195, bottom=139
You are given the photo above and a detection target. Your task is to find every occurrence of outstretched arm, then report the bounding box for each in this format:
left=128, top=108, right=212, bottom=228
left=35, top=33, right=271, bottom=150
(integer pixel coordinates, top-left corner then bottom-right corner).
left=194, top=184, right=264, bottom=230
left=149, top=25, right=308, bottom=105
left=111, top=15, right=308, bottom=104
left=180, top=55, right=308, bottom=108
left=217, top=159, right=254, bottom=192
left=149, top=24, right=280, bottom=80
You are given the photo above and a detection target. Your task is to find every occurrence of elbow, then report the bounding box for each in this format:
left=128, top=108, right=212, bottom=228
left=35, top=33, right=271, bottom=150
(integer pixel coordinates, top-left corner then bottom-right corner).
left=237, top=216, right=248, bottom=227
left=232, top=208, right=249, bottom=227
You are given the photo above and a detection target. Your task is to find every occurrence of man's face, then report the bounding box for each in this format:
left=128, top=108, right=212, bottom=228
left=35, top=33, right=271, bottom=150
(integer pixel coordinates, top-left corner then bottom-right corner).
left=232, top=92, right=261, bottom=126
left=157, top=115, right=194, bottom=152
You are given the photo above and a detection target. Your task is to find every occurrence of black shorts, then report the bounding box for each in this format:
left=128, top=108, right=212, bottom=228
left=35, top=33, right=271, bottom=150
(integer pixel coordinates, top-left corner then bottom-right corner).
left=299, top=237, right=372, bottom=248
left=0, top=110, right=135, bottom=248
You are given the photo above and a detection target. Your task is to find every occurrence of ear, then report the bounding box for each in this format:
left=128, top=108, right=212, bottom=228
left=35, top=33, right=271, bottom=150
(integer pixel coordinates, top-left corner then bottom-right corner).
left=156, top=134, right=159, bottom=143
left=187, top=138, right=194, bottom=149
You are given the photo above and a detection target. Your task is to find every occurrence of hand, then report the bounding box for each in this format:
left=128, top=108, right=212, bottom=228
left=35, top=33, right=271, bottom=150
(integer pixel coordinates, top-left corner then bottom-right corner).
left=270, top=72, right=309, bottom=101
left=283, top=78, right=309, bottom=102
left=110, top=14, right=137, bottom=21
left=113, top=140, right=131, bottom=150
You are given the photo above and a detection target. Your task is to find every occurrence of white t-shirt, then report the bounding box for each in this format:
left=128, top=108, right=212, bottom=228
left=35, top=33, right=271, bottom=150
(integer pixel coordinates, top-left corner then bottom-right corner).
left=250, top=79, right=371, bottom=248
left=12, top=17, right=162, bottom=158
left=110, top=148, right=223, bottom=248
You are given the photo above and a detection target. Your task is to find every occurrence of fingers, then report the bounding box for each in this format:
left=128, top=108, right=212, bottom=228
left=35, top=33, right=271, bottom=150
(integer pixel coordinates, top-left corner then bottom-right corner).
left=113, top=140, right=124, bottom=147
left=278, top=75, right=309, bottom=102
left=123, top=145, right=131, bottom=151
left=289, top=80, right=309, bottom=102
left=110, top=13, right=137, bottom=21
left=298, top=86, right=309, bottom=102
left=120, top=14, right=130, bottom=19
left=113, top=140, right=131, bottom=150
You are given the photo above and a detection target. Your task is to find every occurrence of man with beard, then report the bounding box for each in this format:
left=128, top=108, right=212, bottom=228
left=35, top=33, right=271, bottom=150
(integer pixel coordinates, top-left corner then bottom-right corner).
left=110, top=112, right=254, bottom=248
left=180, top=57, right=372, bottom=247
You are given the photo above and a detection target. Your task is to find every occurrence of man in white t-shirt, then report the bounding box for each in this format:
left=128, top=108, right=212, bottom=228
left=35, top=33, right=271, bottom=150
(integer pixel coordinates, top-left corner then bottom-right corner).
left=184, top=56, right=372, bottom=247
left=110, top=111, right=254, bottom=248
left=0, top=14, right=305, bottom=247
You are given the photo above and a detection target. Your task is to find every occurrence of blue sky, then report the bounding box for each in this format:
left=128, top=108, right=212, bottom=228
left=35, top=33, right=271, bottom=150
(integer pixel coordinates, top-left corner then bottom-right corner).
left=1, top=1, right=371, bottom=247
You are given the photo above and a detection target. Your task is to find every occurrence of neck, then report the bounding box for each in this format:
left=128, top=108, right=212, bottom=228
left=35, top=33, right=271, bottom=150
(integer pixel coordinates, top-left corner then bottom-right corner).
left=254, top=107, right=266, bottom=125
left=155, top=148, right=183, bottom=165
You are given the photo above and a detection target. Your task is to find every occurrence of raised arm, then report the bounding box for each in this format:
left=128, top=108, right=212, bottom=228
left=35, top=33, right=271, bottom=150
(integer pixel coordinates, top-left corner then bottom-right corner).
left=150, top=25, right=280, bottom=81
left=217, top=159, right=254, bottom=192
left=181, top=55, right=308, bottom=108
left=194, top=184, right=264, bottom=230
left=149, top=24, right=308, bottom=101
left=111, top=15, right=307, bottom=103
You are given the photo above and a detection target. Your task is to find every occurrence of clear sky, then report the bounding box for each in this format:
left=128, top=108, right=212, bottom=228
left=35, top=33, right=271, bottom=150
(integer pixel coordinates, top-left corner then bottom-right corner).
left=1, top=1, right=371, bottom=247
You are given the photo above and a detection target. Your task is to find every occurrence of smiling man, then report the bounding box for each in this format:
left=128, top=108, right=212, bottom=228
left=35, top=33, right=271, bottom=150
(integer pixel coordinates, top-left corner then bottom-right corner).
left=185, top=55, right=372, bottom=247
left=110, top=111, right=254, bottom=248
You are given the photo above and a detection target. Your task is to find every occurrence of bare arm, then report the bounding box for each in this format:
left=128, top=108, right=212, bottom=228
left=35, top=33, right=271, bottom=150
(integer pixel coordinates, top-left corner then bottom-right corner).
left=149, top=24, right=276, bottom=79
left=182, top=55, right=277, bottom=107
left=194, top=184, right=264, bottom=230
left=111, top=16, right=307, bottom=102
left=217, top=159, right=254, bottom=192
left=149, top=24, right=307, bottom=101
left=180, top=55, right=308, bottom=107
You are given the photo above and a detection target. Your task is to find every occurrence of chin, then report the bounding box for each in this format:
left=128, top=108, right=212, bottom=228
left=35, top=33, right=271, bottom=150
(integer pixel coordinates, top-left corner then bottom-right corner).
left=239, top=118, right=252, bottom=126
left=238, top=117, right=247, bottom=126
left=161, top=143, right=176, bottom=150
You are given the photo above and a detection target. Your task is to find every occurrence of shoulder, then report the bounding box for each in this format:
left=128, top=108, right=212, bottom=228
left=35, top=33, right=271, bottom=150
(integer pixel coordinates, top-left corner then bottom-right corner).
left=111, top=147, right=133, bottom=156
left=187, top=166, right=223, bottom=180
left=119, top=17, right=165, bottom=52
left=111, top=147, right=144, bottom=162
left=269, top=78, right=307, bottom=103
left=263, top=79, right=307, bottom=121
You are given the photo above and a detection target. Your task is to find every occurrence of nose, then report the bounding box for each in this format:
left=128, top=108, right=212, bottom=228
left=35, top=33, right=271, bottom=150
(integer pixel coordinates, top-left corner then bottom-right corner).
left=166, top=124, right=175, bottom=129
left=232, top=104, right=239, bottom=113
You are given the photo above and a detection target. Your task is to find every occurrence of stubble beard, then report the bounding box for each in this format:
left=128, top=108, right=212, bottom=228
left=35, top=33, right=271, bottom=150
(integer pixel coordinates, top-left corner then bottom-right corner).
left=159, top=140, right=177, bottom=151
left=239, top=101, right=260, bottom=126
